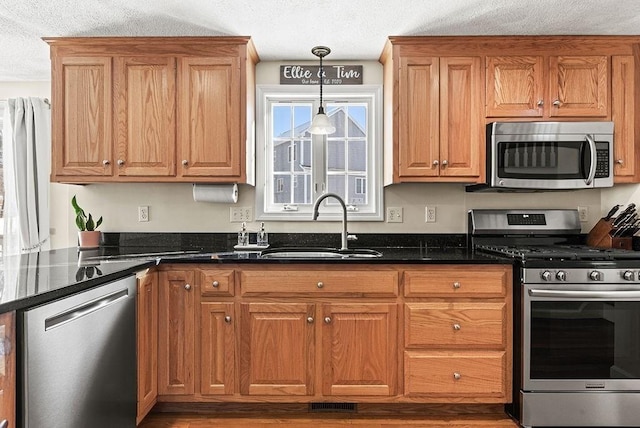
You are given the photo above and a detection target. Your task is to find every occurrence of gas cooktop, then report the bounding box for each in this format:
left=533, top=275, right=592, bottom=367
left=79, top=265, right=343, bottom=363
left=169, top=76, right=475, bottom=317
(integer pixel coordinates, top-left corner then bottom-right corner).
left=475, top=244, right=640, bottom=261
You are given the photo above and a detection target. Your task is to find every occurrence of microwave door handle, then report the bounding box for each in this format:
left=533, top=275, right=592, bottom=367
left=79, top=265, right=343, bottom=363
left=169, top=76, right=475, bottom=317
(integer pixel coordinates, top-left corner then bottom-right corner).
left=584, top=134, right=597, bottom=185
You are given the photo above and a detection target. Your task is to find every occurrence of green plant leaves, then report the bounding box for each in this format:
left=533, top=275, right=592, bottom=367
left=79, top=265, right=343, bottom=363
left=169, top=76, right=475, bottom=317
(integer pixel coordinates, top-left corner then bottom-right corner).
left=72, top=195, right=102, bottom=231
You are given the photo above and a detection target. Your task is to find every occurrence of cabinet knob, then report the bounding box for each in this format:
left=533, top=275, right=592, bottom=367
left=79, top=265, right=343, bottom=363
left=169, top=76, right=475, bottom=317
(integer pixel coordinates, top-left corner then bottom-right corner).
left=317, top=281, right=324, bottom=288
left=453, top=372, right=461, bottom=380
left=182, top=160, right=188, bottom=166
left=307, top=317, right=314, bottom=324
left=441, top=160, right=448, bottom=167
left=184, top=283, right=191, bottom=291
left=552, top=99, right=561, bottom=106
left=432, top=160, right=439, bottom=166
left=212, top=280, right=219, bottom=288
left=537, top=100, right=544, bottom=107
left=453, top=281, right=461, bottom=289
left=102, top=160, right=110, bottom=166
left=224, top=315, right=232, bottom=323
left=117, top=159, right=125, bottom=166
left=453, top=323, right=461, bottom=331
left=616, top=159, right=624, bottom=165
left=324, top=316, right=332, bottom=324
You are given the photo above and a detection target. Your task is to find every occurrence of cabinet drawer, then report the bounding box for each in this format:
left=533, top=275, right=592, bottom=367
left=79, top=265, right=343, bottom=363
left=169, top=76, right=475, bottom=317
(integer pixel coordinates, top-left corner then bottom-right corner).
left=405, top=302, right=506, bottom=348
left=240, top=268, right=398, bottom=297
left=404, top=351, right=507, bottom=398
left=404, top=265, right=510, bottom=297
left=200, top=269, right=235, bottom=296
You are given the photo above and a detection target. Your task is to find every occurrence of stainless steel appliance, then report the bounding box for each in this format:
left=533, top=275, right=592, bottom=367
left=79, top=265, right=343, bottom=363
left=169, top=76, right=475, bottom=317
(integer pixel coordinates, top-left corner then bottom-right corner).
left=20, top=275, right=137, bottom=428
left=467, top=121, right=614, bottom=191
left=469, top=209, right=640, bottom=427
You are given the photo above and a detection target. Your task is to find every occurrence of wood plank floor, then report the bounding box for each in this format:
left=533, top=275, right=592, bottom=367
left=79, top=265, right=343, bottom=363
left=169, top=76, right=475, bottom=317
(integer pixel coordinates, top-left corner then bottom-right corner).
left=139, top=404, right=520, bottom=428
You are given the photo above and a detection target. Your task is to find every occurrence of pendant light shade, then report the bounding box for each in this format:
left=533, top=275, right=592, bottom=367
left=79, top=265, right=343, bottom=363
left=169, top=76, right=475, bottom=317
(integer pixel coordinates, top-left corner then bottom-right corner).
left=309, top=46, right=336, bottom=135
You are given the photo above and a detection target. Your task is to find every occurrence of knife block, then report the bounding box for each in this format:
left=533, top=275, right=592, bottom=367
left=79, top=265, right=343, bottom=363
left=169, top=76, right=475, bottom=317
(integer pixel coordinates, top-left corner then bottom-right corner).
left=586, top=219, right=633, bottom=249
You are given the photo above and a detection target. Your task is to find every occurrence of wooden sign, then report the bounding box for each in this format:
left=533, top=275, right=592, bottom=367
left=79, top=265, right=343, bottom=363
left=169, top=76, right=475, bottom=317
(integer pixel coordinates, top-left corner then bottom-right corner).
left=280, top=65, right=363, bottom=85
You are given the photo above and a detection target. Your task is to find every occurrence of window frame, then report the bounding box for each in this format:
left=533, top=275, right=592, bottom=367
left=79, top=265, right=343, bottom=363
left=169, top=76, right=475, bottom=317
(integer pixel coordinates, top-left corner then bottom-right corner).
left=255, top=85, right=383, bottom=221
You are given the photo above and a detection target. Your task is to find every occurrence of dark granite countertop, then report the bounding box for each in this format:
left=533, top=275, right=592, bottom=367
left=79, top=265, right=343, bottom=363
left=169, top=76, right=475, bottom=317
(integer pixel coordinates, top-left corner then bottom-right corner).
left=0, top=233, right=512, bottom=313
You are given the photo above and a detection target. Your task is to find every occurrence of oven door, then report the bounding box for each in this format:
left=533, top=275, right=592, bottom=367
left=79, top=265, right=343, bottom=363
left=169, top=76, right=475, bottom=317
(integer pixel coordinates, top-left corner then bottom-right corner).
left=523, top=283, right=640, bottom=391
left=491, top=135, right=613, bottom=190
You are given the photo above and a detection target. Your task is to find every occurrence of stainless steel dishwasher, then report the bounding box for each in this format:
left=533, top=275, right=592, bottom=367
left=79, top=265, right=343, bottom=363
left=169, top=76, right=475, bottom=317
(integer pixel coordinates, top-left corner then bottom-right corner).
left=20, top=275, right=137, bottom=428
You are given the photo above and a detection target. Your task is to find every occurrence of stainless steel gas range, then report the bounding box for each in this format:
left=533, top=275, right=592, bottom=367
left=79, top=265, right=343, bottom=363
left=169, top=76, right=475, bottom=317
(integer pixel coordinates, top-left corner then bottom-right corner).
left=469, top=209, right=640, bottom=428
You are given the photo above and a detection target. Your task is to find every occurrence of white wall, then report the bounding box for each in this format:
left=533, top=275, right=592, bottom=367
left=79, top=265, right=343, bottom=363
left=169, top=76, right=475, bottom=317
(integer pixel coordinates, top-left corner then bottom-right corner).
left=2, top=69, right=638, bottom=250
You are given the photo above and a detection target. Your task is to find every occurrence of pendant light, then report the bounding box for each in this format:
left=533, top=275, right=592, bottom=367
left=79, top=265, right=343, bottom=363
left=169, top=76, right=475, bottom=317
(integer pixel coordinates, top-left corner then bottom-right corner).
left=308, top=46, right=336, bottom=135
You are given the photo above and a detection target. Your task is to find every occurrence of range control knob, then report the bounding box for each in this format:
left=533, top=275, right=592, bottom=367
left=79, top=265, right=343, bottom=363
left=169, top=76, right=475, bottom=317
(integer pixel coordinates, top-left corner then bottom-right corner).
left=623, top=270, right=635, bottom=281
left=556, top=271, right=567, bottom=281
left=541, top=271, right=552, bottom=281
left=589, top=270, right=602, bottom=281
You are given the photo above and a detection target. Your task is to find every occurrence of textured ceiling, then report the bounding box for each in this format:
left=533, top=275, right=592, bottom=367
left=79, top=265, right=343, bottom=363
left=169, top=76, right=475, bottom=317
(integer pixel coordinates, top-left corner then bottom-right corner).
left=0, top=0, right=639, bottom=81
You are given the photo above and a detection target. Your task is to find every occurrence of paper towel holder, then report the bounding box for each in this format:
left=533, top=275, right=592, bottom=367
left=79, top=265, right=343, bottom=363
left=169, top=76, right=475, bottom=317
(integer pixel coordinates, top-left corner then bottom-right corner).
left=192, top=183, right=239, bottom=203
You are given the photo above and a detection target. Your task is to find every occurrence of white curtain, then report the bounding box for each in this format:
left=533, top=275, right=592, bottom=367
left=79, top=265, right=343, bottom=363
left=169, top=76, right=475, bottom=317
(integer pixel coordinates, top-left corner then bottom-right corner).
left=2, top=97, right=51, bottom=255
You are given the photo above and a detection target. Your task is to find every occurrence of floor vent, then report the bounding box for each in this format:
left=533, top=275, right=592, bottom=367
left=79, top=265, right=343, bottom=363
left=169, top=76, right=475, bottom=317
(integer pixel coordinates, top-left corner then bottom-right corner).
left=308, top=402, right=357, bottom=413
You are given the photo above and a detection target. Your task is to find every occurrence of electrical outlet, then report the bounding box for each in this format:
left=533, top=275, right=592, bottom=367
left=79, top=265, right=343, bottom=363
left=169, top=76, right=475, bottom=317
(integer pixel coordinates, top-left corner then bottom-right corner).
left=386, top=207, right=403, bottom=223
left=230, top=207, right=253, bottom=223
left=578, top=206, right=589, bottom=222
left=425, top=206, right=437, bottom=223
left=138, top=206, right=149, bottom=222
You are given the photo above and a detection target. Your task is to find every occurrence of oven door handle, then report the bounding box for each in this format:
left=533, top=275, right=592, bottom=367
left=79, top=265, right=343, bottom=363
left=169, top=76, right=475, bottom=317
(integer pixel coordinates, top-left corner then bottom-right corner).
left=529, top=288, right=640, bottom=299
left=584, top=133, right=597, bottom=186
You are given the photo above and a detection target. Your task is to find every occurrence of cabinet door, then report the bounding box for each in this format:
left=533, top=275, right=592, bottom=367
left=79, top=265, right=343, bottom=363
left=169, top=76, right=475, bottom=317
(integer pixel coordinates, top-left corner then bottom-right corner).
left=0, top=312, right=15, bottom=428
left=398, top=56, right=440, bottom=178
left=322, top=303, right=397, bottom=396
left=114, top=57, right=176, bottom=177
left=612, top=55, right=637, bottom=182
left=439, top=57, right=482, bottom=178
left=200, top=302, right=235, bottom=395
left=548, top=55, right=608, bottom=117
left=158, top=270, right=195, bottom=395
left=240, top=303, right=315, bottom=396
left=51, top=56, right=113, bottom=177
left=136, top=271, right=158, bottom=423
left=178, top=56, right=242, bottom=178
left=486, top=56, right=544, bottom=117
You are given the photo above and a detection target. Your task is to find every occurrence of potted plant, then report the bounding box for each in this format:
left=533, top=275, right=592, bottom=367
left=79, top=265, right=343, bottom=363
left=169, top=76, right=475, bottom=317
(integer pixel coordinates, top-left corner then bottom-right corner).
left=72, top=195, right=103, bottom=249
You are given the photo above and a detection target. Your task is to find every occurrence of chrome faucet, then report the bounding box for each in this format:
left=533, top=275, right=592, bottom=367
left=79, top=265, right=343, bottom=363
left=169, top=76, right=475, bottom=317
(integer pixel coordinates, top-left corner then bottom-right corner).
left=312, top=193, right=350, bottom=250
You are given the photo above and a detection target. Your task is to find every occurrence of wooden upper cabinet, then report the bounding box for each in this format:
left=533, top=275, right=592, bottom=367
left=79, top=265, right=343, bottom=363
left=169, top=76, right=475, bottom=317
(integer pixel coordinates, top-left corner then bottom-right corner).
left=395, top=55, right=481, bottom=181
left=45, top=37, right=258, bottom=184
left=612, top=55, right=638, bottom=182
left=178, top=56, right=241, bottom=178
left=487, top=54, right=609, bottom=118
left=114, top=56, right=176, bottom=177
left=51, top=56, right=113, bottom=177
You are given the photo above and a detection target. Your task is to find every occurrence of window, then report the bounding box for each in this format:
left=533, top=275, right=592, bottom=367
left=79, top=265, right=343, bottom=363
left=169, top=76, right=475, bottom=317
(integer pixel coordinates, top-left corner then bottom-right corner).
left=256, top=85, right=382, bottom=221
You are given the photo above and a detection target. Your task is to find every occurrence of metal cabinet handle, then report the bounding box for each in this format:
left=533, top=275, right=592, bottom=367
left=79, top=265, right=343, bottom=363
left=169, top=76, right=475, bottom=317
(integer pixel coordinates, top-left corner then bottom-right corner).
left=432, top=160, right=439, bottom=166
left=616, top=159, right=624, bottom=165
left=307, top=317, right=314, bottom=324
left=453, top=323, right=461, bottom=331
left=453, top=281, right=461, bottom=289
left=102, top=159, right=110, bottom=166
left=453, top=372, right=461, bottom=380
left=182, top=159, right=188, bottom=166
left=441, top=160, right=448, bottom=167
left=212, top=280, right=219, bottom=288
left=537, top=100, right=544, bottom=106
left=552, top=99, right=561, bottom=106
left=117, top=159, right=125, bottom=166
left=184, top=283, right=191, bottom=291
left=317, top=281, right=324, bottom=288
left=224, top=316, right=232, bottom=323
left=324, top=317, right=331, bottom=324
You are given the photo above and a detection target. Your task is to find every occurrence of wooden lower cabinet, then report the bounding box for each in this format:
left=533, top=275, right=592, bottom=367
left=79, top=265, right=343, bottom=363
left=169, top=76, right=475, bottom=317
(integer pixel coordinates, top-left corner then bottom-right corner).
left=137, top=270, right=158, bottom=424
left=149, top=263, right=511, bottom=407
left=0, top=311, right=15, bottom=428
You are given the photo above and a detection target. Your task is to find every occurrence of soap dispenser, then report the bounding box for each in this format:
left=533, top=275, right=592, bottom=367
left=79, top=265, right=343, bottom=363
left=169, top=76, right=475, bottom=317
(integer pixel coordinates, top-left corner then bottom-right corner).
left=257, top=222, right=268, bottom=246
left=237, top=222, right=249, bottom=247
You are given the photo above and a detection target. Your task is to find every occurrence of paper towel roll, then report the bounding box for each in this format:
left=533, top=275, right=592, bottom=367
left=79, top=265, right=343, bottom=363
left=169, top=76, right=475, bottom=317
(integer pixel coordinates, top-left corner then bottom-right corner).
left=192, top=183, right=238, bottom=203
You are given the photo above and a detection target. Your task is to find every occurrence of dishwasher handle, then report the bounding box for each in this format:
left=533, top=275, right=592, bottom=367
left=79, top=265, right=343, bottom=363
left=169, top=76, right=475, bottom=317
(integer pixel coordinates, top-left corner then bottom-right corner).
left=45, top=288, right=129, bottom=331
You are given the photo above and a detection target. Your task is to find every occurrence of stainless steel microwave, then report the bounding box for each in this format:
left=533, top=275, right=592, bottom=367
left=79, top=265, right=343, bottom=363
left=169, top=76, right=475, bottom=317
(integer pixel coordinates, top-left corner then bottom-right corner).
left=467, top=121, right=614, bottom=192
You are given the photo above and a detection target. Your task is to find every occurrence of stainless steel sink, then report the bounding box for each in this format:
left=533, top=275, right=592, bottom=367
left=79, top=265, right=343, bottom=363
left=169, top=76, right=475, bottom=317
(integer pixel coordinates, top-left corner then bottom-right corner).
left=260, top=247, right=382, bottom=259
